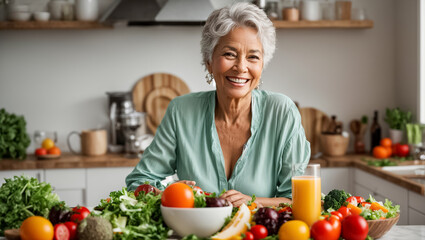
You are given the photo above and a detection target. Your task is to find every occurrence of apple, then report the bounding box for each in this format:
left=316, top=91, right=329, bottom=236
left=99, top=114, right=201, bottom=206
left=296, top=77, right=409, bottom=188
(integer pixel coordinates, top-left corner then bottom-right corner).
left=35, top=148, right=47, bottom=156
left=396, top=144, right=409, bottom=157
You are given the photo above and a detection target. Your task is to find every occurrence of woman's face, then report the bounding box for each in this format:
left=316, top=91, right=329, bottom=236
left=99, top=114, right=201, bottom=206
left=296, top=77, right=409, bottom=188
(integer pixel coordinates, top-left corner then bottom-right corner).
left=208, top=26, right=263, bottom=100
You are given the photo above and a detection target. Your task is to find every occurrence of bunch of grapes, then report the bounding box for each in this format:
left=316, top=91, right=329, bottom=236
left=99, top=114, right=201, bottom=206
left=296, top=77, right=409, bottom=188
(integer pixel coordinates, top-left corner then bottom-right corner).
left=278, top=210, right=293, bottom=227
left=253, top=207, right=279, bottom=235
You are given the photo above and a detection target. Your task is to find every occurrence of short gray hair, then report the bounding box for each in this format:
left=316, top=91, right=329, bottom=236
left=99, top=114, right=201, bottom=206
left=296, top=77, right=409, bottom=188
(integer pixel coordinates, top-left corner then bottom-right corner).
left=201, top=2, right=276, bottom=70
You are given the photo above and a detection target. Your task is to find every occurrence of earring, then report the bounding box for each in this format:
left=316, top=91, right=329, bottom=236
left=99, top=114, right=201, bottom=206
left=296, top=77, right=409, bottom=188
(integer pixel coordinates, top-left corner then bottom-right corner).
left=205, top=73, right=214, bottom=85
left=256, top=80, right=264, bottom=90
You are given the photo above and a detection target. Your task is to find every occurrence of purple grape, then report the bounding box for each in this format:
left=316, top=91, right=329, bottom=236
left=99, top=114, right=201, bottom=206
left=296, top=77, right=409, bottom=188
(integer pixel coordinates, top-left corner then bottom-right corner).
left=205, top=197, right=230, bottom=207
left=253, top=207, right=279, bottom=235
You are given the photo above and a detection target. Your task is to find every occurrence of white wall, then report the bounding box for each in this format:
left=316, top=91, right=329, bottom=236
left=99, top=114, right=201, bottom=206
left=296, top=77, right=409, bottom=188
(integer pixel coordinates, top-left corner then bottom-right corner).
left=1, top=0, right=415, bottom=153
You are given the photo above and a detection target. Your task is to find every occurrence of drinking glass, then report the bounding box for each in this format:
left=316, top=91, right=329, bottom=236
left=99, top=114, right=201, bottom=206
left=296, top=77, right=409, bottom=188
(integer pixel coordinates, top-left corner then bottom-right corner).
left=34, top=130, right=58, bottom=146
left=292, top=163, right=321, bottom=227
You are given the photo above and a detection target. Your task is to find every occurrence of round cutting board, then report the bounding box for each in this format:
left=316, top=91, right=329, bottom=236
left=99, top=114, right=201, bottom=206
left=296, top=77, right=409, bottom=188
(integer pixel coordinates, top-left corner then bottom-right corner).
left=132, top=73, right=190, bottom=133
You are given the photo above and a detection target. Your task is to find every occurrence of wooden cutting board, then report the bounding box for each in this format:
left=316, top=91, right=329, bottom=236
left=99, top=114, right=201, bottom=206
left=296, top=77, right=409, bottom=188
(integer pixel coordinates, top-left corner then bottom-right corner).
left=132, top=73, right=190, bottom=134
left=299, top=107, right=331, bottom=158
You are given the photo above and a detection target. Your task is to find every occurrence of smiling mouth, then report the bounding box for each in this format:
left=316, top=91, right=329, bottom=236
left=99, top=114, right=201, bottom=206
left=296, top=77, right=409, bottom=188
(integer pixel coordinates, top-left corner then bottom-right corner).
left=227, top=77, right=249, bottom=84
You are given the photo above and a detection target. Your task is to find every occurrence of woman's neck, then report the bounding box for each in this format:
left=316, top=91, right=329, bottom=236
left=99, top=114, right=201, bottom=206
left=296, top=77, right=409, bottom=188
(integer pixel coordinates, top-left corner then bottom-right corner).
left=215, top=92, right=252, bottom=124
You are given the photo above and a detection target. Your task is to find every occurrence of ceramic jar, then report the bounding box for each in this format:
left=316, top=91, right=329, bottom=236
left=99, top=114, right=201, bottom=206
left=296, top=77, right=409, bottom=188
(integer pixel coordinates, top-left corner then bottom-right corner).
left=75, top=0, right=98, bottom=21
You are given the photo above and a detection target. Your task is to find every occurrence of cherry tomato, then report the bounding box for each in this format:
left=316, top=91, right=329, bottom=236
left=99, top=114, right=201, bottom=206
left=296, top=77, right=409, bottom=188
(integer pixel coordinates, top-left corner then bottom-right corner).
left=355, top=196, right=365, bottom=203
left=243, top=231, right=255, bottom=240
left=70, top=206, right=90, bottom=222
left=310, top=217, right=340, bottom=240
left=35, top=148, right=47, bottom=156
left=54, top=223, right=69, bottom=240
left=134, top=184, right=155, bottom=197
left=330, top=211, right=343, bottom=221
left=250, top=225, right=268, bottom=240
left=346, top=196, right=358, bottom=205
left=341, top=215, right=369, bottom=240
left=63, top=221, right=77, bottom=240
left=193, top=186, right=204, bottom=195
left=337, top=206, right=351, bottom=219
left=161, top=182, right=195, bottom=208
left=278, top=206, right=292, bottom=213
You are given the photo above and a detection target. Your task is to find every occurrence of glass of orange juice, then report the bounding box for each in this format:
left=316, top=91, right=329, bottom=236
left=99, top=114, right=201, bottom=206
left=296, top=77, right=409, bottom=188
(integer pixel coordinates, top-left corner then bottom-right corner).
left=291, top=163, right=321, bottom=227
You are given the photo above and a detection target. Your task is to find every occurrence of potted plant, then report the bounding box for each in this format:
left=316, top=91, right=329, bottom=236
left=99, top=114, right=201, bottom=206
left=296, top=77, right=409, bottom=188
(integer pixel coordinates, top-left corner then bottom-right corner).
left=384, top=107, right=412, bottom=143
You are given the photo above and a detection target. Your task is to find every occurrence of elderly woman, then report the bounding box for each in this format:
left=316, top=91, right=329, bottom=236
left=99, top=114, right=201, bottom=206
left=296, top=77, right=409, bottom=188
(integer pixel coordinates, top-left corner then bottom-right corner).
left=126, top=2, right=310, bottom=207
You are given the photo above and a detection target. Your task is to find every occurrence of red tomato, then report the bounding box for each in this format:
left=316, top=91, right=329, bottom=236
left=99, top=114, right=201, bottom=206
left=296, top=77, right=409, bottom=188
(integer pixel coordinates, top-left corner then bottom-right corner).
left=243, top=231, right=255, bottom=240
left=54, top=223, right=70, bottom=240
left=250, top=225, right=268, bottom=240
left=35, top=148, right=47, bottom=156
left=278, top=206, right=292, bottom=213
left=161, top=182, right=195, bottom=208
left=337, top=206, right=351, bottom=219
left=341, top=215, right=369, bottom=240
left=396, top=144, right=409, bottom=157
left=355, top=196, right=365, bottom=203
left=70, top=206, right=90, bottom=222
left=134, top=184, right=155, bottom=197
left=330, top=211, right=343, bottom=221
left=310, top=218, right=340, bottom=240
left=193, top=186, right=204, bottom=195
left=63, top=221, right=77, bottom=240
left=346, top=196, right=358, bottom=205
left=392, top=143, right=400, bottom=156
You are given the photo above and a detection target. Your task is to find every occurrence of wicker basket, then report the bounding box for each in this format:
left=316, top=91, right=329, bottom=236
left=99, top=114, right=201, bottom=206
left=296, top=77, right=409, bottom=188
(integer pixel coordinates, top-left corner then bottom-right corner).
left=319, top=134, right=349, bottom=156
left=367, top=214, right=400, bottom=239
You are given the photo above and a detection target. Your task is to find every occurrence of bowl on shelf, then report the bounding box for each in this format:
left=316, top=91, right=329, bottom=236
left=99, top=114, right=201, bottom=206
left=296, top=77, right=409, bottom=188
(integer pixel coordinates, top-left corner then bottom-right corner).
left=9, top=12, right=32, bottom=22
left=367, top=214, right=400, bottom=239
left=34, top=12, right=50, bottom=22
left=160, top=205, right=232, bottom=238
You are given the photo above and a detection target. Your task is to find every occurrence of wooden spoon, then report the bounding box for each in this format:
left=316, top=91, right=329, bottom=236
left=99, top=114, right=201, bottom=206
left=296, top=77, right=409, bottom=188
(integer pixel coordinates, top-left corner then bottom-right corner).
left=350, top=120, right=361, bottom=135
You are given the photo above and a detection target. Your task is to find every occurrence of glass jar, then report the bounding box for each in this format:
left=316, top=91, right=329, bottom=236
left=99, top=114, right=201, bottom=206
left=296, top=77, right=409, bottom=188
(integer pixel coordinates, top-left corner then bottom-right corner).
left=266, top=0, right=279, bottom=20
left=335, top=0, right=352, bottom=20
left=281, top=0, right=299, bottom=21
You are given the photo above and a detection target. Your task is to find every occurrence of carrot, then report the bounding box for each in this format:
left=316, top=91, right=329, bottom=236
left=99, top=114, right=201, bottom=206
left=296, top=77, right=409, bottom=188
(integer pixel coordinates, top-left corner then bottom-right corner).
left=248, top=202, right=257, bottom=211
left=347, top=203, right=362, bottom=215
left=370, top=202, right=389, bottom=213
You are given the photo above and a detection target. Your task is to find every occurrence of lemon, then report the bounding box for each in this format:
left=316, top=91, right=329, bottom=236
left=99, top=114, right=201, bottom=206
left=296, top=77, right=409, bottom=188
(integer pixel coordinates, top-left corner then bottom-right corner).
left=41, top=138, right=55, bottom=150
left=212, top=203, right=251, bottom=240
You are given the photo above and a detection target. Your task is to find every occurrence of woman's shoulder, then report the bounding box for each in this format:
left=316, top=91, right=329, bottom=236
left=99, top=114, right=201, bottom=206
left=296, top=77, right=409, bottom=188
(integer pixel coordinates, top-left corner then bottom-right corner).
left=255, top=90, right=297, bottom=111
left=169, top=91, right=214, bottom=109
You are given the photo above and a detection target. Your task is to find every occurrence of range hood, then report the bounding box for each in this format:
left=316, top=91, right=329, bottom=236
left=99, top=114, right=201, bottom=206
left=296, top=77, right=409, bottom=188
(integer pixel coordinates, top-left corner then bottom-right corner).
left=100, top=0, right=216, bottom=26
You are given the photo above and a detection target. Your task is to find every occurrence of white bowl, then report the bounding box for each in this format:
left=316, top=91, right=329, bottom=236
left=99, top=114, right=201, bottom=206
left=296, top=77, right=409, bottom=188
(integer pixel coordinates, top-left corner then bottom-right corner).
left=34, top=12, right=50, bottom=22
left=161, top=205, right=233, bottom=238
left=9, top=12, right=32, bottom=22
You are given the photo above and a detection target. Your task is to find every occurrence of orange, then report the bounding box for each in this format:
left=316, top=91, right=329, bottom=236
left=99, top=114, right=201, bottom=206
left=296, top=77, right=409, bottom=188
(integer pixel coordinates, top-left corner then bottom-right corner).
left=384, top=146, right=392, bottom=157
left=41, top=138, right=55, bottom=150
left=373, top=146, right=388, bottom=159
left=161, top=182, right=194, bottom=208
left=20, top=216, right=54, bottom=240
left=278, top=220, right=310, bottom=240
left=47, top=146, right=61, bottom=155
left=380, top=138, right=392, bottom=148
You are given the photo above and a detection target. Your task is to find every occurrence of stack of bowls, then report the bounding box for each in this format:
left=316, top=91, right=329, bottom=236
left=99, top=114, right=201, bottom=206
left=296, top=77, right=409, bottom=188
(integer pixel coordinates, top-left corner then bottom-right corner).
left=8, top=4, right=32, bottom=22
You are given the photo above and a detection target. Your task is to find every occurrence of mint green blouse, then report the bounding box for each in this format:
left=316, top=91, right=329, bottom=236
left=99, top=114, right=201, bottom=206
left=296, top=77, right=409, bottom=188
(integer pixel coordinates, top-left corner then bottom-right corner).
left=126, top=90, right=310, bottom=198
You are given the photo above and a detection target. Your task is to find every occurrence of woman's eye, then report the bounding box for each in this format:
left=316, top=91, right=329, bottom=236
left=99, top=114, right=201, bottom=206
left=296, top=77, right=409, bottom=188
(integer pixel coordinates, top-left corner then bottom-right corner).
left=224, top=52, right=236, bottom=57
left=249, top=55, right=260, bottom=60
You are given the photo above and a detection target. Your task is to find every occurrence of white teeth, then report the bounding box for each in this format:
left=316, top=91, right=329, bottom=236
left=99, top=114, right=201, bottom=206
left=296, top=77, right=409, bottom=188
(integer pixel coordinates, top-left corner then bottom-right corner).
left=228, top=77, right=248, bottom=83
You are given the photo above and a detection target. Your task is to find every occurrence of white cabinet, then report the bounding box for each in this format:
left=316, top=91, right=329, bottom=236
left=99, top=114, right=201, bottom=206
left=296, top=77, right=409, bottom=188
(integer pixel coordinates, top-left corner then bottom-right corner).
left=321, top=167, right=353, bottom=195
left=86, top=167, right=133, bottom=207
left=44, top=169, right=87, bottom=207
left=0, top=169, right=44, bottom=185
left=354, top=169, right=409, bottom=225
left=408, top=191, right=425, bottom=224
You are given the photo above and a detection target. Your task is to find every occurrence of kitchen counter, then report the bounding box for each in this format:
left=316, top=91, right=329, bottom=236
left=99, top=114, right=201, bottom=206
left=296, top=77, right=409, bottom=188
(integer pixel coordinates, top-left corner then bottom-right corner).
left=1, top=153, right=424, bottom=195
left=379, top=225, right=425, bottom=240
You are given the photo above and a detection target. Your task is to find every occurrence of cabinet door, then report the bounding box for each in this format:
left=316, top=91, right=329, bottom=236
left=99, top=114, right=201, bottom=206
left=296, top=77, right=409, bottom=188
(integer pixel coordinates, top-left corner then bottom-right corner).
left=86, top=167, right=133, bottom=207
left=0, top=170, right=44, bottom=184
left=408, top=208, right=425, bottom=225
left=409, top=191, right=425, bottom=215
left=321, top=167, right=353, bottom=195
left=44, top=169, right=87, bottom=207
left=354, top=169, right=408, bottom=225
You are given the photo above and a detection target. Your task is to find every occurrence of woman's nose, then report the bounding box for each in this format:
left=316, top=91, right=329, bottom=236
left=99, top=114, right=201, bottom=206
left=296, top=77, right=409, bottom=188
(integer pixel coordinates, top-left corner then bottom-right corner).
left=234, top=58, right=248, bottom=73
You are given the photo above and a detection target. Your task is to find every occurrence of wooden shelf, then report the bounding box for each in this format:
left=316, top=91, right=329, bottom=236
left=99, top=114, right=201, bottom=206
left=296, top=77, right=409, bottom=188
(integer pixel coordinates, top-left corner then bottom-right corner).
left=0, top=21, right=112, bottom=30
left=272, top=20, right=374, bottom=29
